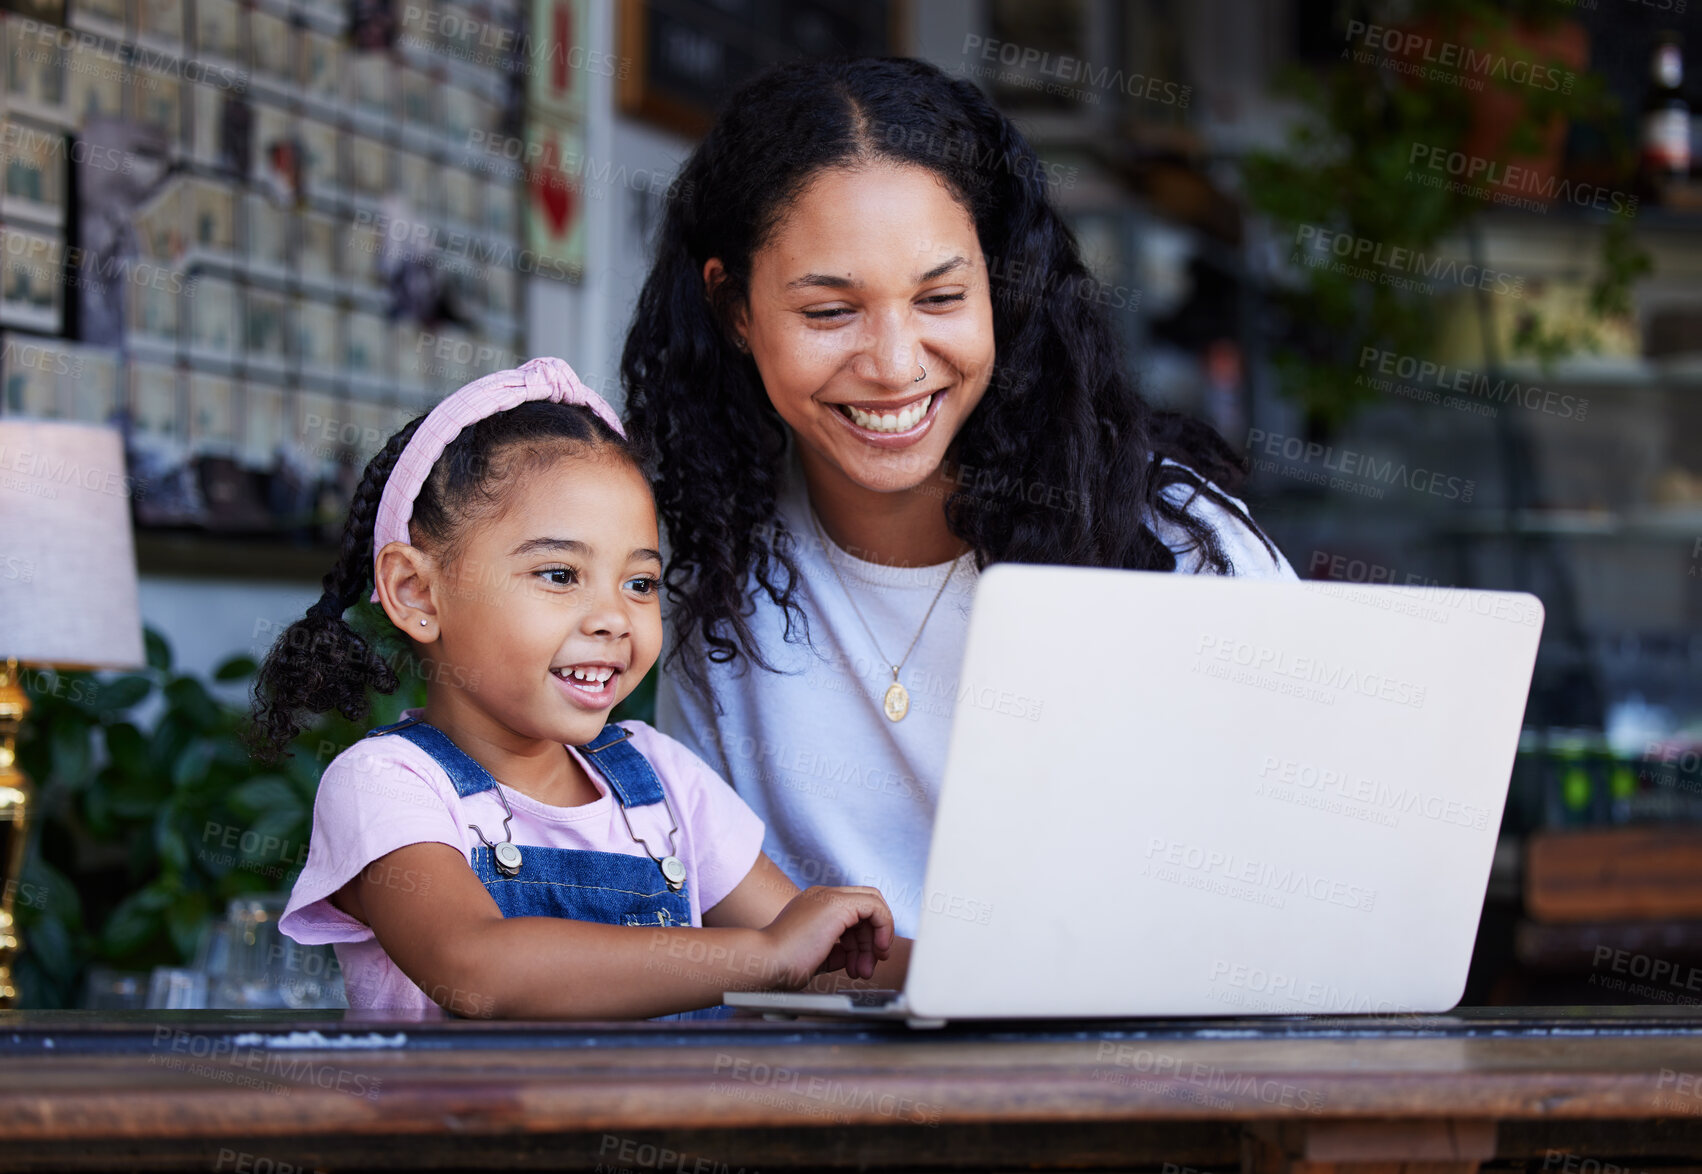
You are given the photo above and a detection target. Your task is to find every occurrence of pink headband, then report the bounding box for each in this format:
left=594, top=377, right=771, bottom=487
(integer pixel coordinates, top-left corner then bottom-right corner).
left=368, top=357, right=626, bottom=603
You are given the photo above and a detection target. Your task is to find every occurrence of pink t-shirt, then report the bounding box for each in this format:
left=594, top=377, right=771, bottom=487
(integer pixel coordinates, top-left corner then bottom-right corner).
left=279, top=713, right=766, bottom=1019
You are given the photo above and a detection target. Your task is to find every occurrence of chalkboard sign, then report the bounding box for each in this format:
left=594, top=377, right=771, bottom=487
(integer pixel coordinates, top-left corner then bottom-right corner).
left=618, top=0, right=894, bottom=137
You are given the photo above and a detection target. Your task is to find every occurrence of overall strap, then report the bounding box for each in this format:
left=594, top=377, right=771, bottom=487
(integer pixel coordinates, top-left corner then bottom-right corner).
left=577, top=724, right=667, bottom=808
left=370, top=718, right=502, bottom=800
left=364, top=715, right=665, bottom=809
left=364, top=715, right=423, bottom=738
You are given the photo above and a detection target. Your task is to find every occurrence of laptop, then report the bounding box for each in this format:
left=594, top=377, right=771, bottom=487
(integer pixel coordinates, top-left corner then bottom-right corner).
left=726, top=565, right=1544, bottom=1026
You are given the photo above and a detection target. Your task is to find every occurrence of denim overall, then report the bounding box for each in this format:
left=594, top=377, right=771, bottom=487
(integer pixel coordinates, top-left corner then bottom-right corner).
left=364, top=715, right=731, bottom=1020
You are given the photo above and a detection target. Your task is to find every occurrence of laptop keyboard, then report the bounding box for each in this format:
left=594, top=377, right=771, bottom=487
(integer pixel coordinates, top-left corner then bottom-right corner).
left=846, top=989, right=903, bottom=1008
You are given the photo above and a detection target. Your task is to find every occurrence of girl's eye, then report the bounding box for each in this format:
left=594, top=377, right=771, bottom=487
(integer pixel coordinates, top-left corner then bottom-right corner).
left=921, top=292, right=966, bottom=308
left=537, top=567, right=578, bottom=587
left=626, top=576, right=661, bottom=596
left=802, top=307, right=853, bottom=321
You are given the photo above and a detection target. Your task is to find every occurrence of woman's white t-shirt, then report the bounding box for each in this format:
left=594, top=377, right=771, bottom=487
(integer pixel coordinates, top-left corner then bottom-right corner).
left=656, top=451, right=1298, bottom=938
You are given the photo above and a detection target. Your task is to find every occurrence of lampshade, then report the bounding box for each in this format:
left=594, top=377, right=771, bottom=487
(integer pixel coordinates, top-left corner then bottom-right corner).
left=0, top=418, right=145, bottom=670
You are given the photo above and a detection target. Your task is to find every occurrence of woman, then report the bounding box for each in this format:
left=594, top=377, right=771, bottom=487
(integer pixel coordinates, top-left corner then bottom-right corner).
left=622, top=56, right=1296, bottom=938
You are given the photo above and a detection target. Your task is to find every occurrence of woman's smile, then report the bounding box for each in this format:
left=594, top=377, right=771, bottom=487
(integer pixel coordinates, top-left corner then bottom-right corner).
left=825, top=386, right=946, bottom=446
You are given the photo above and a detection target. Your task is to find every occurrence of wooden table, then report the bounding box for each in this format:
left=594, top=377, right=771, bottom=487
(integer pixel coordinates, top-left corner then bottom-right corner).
left=4, top=1007, right=1702, bottom=1172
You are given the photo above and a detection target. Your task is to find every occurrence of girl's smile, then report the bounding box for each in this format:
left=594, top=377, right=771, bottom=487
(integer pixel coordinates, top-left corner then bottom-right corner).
left=549, top=660, right=626, bottom=708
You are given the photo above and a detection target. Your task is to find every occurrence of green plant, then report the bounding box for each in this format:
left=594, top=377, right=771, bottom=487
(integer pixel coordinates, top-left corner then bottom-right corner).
left=13, top=624, right=404, bottom=1007
left=14, top=607, right=659, bottom=1009
left=1242, top=0, right=1648, bottom=429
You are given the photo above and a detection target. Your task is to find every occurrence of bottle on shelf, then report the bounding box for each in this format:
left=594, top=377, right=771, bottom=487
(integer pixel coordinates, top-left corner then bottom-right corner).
left=1639, top=32, right=1691, bottom=205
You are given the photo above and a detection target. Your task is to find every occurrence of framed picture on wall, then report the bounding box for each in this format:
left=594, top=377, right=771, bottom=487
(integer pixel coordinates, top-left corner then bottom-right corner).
left=484, top=261, right=517, bottom=322
left=444, top=165, right=479, bottom=228
left=187, top=82, right=220, bottom=167
left=524, top=118, right=584, bottom=280
left=134, top=0, right=183, bottom=52
left=67, top=346, right=121, bottom=424
left=342, top=220, right=382, bottom=291
left=185, top=179, right=238, bottom=265
left=293, top=387, right=341, bottom=475
left=346, top=51, right=392, bottom=130
left=126, top=263, right=179, bottom=352
left=70, top=0, right=127, bottom=38
left=397, top=150, right=439, bottom=220
left=297, top=210, right=339, bottom=290
left=484, top=177, right=516, bottom=238
left=615, top=1, right=891, bottom=138
left=132, top=180, right=185, bottom=263
left=440, top=84, right=481, bottom=143
left=347, top=134, right=390, bottom=199
left=294, top=296, right=337, bottom=376
left=188, top=371, right=238, bottom=455
left=244, top=287, right=289, bottom=373
left=0, top=228, right=64, bottom=332
left=5, top=20, right=67, bottom=124
left=195, top=0, right=245, bottom=65
left=298, top=118, right=343, bottom=201
left=249, top=102, right=292, bottom=188
left=240, top=377, right=287, bottom=469
left=1, top=120, right=68, bottom=226
left=129, top=362, right=206, bottom=526
left=65, top=41, right=126, bottom=125
left=347, top=395, right=402, bottom=469
left=391, top=320, right=428, bottom=391
left=426, top=325, right=474, bottom=390
left=250, top=7, right=294, bottom=88
left=397, top=63, right=434, bottom=133
left=132, top=69, right=182, bottom=145
left=1, top=334, right=64, bottom=416
left=299, top=28, right=343, bottom=110
left=244, top=192, right=289, bottom=277
left=129, top=363, right=181, bottom=440
left=344, top=308, right=387, bottom=384
left=528, top=0, right=589, bottom=123
left=188, top=273, right=239, bottom=361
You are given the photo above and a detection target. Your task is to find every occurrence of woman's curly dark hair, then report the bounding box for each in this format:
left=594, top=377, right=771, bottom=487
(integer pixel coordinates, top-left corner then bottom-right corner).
left=244, top=399, right=640, bottom=765
left=622, top=55, right=1277, bottom=697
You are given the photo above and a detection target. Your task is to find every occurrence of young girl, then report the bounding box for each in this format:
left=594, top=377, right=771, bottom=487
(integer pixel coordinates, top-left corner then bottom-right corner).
left=249, top=357, right=901, bottom=1019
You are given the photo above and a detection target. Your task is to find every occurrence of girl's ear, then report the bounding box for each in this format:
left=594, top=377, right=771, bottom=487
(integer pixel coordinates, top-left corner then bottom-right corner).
left=374, top=541, right=440, bottom=641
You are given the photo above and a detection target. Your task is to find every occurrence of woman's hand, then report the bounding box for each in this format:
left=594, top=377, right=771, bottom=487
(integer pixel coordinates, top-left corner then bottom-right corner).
left=759, top=885, right=895, bottom=989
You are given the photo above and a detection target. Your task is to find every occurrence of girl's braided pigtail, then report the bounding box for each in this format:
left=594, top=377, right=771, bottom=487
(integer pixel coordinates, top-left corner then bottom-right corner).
left=245, top=418, right=425, bottom=764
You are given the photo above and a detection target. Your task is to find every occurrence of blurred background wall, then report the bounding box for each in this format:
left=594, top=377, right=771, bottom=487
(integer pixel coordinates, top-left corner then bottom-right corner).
left=4, top=0, right=1701, bottom=1009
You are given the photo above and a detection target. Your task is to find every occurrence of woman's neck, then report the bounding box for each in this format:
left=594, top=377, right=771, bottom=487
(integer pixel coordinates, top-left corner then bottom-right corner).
left=799, top=450, right=971, bottom=567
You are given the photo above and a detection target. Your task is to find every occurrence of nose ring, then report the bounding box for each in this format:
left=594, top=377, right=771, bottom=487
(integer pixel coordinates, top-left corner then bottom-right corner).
left=914, top=364, right=926, bottom=383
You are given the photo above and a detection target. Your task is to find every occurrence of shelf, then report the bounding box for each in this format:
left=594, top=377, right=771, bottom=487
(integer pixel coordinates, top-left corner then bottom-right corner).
left=1444, top=507, right=1702, bottom=539
left=1490, top=355, right=1702, bottom=388
left=135, top=531, right=334, bottom=581
left=1477, top=204, right=1702, bottom=235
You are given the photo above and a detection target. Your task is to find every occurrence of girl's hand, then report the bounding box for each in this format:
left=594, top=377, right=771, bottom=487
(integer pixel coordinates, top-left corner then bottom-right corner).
left=760, top=885, right=895, bottom=989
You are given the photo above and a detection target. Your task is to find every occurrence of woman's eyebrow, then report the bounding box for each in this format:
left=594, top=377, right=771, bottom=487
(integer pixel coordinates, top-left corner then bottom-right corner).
left=784, top=255, right=967, bottom=292
left=508, top=537, right=663, bottom=564
left=787, top=272, right=856, bottom=291
left=918, top=255, right=966, bottom=281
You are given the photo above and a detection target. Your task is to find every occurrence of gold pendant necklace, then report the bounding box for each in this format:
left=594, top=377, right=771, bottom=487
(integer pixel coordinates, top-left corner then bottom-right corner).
left=808, top=507, right=966, bottom=723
